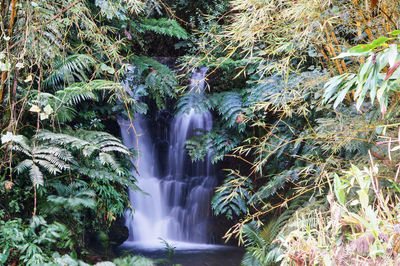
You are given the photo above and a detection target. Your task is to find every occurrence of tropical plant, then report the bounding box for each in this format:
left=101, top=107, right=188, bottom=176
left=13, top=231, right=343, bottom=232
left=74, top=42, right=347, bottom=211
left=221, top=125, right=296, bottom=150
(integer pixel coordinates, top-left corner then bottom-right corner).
left=138, top=18, right=190, bottom=40
left=276, top=163, right=400, bottom=265
left=323, top=33, right=400, bottom=114
left=0, top=215, right=72, bottom=266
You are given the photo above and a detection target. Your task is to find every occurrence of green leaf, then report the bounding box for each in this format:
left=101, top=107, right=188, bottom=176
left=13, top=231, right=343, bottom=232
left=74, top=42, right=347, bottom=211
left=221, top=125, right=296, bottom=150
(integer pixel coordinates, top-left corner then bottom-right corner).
left=371, top=37, right=390, bottom=46
left=389, top=30, right=400, bottom=36
left=334, top=174, right=346, bottom=205
left=100, top=63, right=115, bottom=74
left=333, top=51, right=370, bottom=59
left=0, top=249, right=10, bottom=264
left=349, top=44, right=376, bottom=53
left=358, top=189, right=369, bottom=210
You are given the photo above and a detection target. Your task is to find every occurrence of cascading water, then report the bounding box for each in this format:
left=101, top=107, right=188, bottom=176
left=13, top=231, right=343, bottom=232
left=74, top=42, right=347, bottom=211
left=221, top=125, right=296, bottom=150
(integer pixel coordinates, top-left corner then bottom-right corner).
left=120, top=67, right=217, bottom=247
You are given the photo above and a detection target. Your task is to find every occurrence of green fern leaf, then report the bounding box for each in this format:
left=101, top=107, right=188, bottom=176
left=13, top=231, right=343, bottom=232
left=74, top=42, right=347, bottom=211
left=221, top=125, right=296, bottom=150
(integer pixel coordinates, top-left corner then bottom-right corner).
left=212, top=170, right=253, bottom=219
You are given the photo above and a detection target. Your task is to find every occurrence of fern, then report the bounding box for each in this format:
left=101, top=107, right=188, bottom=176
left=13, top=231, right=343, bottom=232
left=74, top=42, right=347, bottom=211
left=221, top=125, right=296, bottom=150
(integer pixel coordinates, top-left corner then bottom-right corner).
left=240, top=194, right=313, bottom=266
left=8, top=129, right=135, bottom=190
left=268, top=193, right=312, bottom=244
left=46, top=181, right=96, bottom=212
left=57, top=79, right=122, bottom=105
left=37, top=129, right=136, bottom=190
left=138, top=18, right=189, bottom=40
left=176, top=91, right=212, bottom=115
left=112, top=255, right=154, bottom=266
left=38, top=129, right=131, bottom=158
left=185, top=127, right=242, bottom=163
left=95, top=0, right=143, bottom=20
left=241, top=223, right=271, bottom=266
left=126, top=55, right=178, bottom=109
left=117, top=67, right=149, bottom=114
left=212, top=91, right=245, bottom=132
left=28, top=80, right=122, bottom=123
left=250, top=168, right=305, bottom=205
left=12, top=135, right=72, bottom=187
left=44, top=54, right=96, bottom=90
left=212, top=170, right=253, bottom=219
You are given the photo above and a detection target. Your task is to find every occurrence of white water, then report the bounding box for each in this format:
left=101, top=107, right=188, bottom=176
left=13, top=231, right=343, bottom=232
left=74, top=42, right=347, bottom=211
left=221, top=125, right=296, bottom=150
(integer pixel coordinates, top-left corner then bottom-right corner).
left=120, top=67, right=217, bottom=248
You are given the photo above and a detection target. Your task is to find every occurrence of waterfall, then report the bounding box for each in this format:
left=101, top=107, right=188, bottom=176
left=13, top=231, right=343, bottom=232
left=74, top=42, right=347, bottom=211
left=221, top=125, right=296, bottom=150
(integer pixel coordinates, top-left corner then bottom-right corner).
left=120, top=67, right=217, bottom=247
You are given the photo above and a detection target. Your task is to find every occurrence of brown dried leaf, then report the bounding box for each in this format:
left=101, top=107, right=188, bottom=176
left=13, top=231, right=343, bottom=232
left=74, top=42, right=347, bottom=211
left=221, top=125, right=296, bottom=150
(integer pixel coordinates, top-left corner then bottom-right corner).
left=384, top=59, right=400, bottom=81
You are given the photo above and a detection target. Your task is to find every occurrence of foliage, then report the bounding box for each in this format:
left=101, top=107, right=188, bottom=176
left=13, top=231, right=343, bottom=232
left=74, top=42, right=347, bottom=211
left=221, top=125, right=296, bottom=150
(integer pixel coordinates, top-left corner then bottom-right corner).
left=138, top=18, right=190, bottom=40
left=0, top=215, right=72, bottom=265
left=184, top=127, right=242, bottom=163
left=212, top=170, right=253, bottom=220
left=0, top=1, right=162, bottom=263
left=43, top=54, right=97, bottom=90
left=111, top=255, right=154, bottom=266
left=184, top=2, right=400, bottom=266
left=125, top=55, right=178, bottom=110
left=277, top=164, right=400, bottom=265
left=4, top=0, right=400, bottom=265
left=323, top=35, right=400, bottom=114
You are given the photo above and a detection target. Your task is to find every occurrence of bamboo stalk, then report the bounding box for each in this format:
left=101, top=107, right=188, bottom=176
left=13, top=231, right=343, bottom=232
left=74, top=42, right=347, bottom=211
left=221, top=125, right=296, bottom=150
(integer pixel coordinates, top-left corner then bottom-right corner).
left=0, top=0, right=18, bottom=103
left=327, top=24, right=348, bottom=73
left=322, top=24, right=343, bottom=74
left=316, top=45, right=334, bottom=72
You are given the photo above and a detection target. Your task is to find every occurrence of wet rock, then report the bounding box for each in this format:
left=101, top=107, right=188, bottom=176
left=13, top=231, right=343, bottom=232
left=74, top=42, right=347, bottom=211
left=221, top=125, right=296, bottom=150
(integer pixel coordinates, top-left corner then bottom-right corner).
left=109, top=221, right=129, bottom=247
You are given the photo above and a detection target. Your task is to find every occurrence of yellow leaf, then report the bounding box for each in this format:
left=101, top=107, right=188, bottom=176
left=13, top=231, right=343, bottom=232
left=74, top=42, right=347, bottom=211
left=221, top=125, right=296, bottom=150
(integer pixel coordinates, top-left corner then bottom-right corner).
left=40, top=113, right=49, bottom=120
left=29, top=105, right=41, bottom=113
left=24, top=75, right=32, bottom=82
left=43, top=104, right=53, bottom=115
left=392, top=145, right=400, bottom=151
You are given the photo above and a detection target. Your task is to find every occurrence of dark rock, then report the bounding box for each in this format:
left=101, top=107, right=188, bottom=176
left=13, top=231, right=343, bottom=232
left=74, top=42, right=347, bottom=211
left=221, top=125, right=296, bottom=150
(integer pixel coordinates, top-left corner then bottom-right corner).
left=109, top=221, right=129, bottom=247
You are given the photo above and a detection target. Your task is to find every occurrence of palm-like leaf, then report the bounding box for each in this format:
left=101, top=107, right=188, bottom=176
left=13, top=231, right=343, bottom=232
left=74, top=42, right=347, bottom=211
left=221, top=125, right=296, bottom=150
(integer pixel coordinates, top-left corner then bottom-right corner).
left=46, top=181, right=96, bottom=212
left=44, top=54, right=96, bottom=90
left=12, top=136, right=72, bottom=187
left=211, top=170, right=253, bottom=219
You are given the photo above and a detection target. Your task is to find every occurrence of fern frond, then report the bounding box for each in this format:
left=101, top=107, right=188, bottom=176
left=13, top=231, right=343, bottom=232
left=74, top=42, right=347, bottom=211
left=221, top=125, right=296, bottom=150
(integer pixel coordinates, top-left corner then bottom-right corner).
left=176, top=91, right=212, bottom=115
left=127, top=55, right=178, bottom=109
left=185, top=127, right=242, bottom=163
left=30, top=164, right=44, bottom=187
left=241, top=223, right=268, bottom=266
left=34, top=159, right=62, bottom=175
left=251, top=167, right=312, bottom=205
left=55, top=79, right=122, bottom=105
left=139, top=18, right=189, bottom=40
left=15, top=159, right=34, bottom=174
left=9, top=135, right=32, bottom=157
left=99, top=152, right=123, bottom=175
left=37, top=131, right=90, bottom=150
left=214, top=91, right=244, bottom=131
left=47, top=181, right=96, bottom=211
left=212, top=170, right=253, bottom=219
left=44, top=54, right=96, bottom=89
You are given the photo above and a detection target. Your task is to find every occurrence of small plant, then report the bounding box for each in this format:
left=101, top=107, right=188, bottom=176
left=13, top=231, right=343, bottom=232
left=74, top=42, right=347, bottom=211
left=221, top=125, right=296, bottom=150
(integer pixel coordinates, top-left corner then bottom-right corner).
left=157, top=237, right=177, bottom=265
left=276, top=164, right=400, bottom=265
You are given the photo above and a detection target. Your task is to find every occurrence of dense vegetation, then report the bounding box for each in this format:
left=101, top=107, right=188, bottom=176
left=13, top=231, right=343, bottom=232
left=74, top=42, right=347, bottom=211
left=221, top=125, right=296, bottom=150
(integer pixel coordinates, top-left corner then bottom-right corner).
left=2, top=0, right=400, bottom=265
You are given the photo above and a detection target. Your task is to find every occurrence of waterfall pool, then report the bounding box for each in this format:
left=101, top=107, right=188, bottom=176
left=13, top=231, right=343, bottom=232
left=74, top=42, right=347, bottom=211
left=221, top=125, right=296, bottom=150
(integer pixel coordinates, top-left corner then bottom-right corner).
left=118, top=243, right=245, bottom=266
